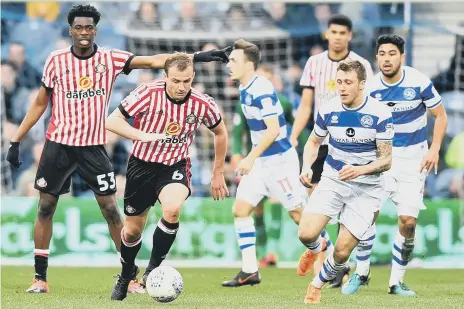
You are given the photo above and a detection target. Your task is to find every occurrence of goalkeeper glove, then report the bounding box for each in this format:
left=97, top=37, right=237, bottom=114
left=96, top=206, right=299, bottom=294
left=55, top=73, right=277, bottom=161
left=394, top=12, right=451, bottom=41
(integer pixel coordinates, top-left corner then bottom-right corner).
left=193, top=46, right=231, bottom=63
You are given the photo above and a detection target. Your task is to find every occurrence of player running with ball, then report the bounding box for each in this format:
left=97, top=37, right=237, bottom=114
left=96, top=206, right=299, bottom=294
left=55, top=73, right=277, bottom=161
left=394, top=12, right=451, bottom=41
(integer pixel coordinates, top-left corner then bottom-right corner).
left=298, top=60, right=393, bottom=304
left=106, top=53, right=229, bottom=301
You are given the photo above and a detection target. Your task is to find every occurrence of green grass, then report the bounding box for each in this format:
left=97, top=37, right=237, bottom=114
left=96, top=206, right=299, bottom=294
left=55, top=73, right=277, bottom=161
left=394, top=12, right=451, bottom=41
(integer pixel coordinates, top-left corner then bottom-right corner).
left=2, top=266, right=464, bottom=309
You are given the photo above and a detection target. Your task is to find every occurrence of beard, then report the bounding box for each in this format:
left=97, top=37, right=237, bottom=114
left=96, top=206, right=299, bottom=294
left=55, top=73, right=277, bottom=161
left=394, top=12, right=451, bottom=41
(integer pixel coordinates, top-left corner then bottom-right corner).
left=382, top=64, right=401, bottom=78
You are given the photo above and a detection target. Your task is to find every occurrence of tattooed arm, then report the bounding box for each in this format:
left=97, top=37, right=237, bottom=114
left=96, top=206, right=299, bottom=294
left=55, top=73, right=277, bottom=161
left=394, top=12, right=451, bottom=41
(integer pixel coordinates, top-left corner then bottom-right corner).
left=363, top=140, right=393, bottom=175
left=338, top=140, right=392, bottom=181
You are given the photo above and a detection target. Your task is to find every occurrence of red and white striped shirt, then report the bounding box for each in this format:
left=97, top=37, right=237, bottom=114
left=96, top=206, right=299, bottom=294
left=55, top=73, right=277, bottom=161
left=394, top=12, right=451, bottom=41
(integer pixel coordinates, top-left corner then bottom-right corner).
left=120, top=80, right=222, bottom=166
left=42, top=45, right=134, bottom=146
left=300, top=50, right=374, bottom=121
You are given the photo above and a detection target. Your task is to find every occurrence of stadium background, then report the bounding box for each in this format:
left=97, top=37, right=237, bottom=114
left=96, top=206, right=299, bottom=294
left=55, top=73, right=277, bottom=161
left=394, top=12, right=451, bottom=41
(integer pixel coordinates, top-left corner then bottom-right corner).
left=1, top=0, right=463, bottom=268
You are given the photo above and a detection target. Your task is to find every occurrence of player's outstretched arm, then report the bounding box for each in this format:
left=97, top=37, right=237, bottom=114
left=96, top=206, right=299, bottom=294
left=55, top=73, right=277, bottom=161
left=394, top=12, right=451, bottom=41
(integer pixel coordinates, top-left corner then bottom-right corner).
left=420, top=104, right=448, bottom=175
left=290, top=88, right=314, bottom=147
left=7, top=86, right=51, bottom=167
left=209, top=120, right=229, bottom=200
left=128, top=47, right=231, bottom=70
left=300, top=132, right=324, bottom=188
left=105, top=107, right=165, bottom=142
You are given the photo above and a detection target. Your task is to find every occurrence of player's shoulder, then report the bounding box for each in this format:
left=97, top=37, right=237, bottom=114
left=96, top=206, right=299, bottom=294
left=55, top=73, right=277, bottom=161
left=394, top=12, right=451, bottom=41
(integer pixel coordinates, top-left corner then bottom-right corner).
left=191, top=87, right=217, bottom=106
left=364, top=96, right=392, bottom=117
left=136, top=79, right=165, bottom=93
left=308, top=50, right=328, bottom=62
left=403, top=66, right=431, bottom=85
left=320, top=96, right=342, bottom=115
left=47, top=46, right=71, bottom=60
left=248, top=76, right=274, bottom=97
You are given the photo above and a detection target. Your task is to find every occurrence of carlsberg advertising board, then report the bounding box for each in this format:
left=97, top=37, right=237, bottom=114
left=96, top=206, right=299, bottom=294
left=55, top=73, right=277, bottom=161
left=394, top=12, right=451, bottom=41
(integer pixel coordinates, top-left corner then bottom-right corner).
left=1, top=197, right=463, bottom=268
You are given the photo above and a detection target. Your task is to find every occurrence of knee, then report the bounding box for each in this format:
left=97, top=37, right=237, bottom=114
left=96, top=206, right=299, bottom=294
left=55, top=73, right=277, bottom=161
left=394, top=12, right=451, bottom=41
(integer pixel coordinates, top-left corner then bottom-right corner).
left=232, top=201, right=253, bottom=218
left=37, top=199, right=57, bottom=220
left=334, top=243, right=351, bottom=263
left=400, top=216, right=416, bottom=235
left=289, top=209, right=302, bottom=225
left=298, top=225, right=318, bottom=244
left=162, top=205, right=182, bottom=223
left=123, top=224, right=143, bottom=242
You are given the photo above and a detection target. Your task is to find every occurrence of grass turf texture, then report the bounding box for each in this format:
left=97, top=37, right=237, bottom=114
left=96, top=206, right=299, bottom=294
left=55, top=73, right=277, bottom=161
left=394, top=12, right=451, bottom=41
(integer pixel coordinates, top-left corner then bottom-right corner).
left=2, top=266, right=463, bottom=309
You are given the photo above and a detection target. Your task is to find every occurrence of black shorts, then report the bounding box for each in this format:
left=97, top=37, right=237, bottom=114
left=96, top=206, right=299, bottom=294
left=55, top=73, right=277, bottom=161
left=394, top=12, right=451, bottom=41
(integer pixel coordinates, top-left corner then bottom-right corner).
left=34, top=139, right=116, bottom=197
left=310, top=145, right=328, bottom=184
left=123, top=155, right=191, bottom=216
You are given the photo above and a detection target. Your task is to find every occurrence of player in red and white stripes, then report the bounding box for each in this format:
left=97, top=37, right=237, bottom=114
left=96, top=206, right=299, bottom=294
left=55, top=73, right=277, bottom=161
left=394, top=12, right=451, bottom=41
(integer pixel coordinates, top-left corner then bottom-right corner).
left=290, top=15, right=374, bottom=288
left=105, top=53, right=229, bottom=301
left=6, top=4, right=230, bottom=294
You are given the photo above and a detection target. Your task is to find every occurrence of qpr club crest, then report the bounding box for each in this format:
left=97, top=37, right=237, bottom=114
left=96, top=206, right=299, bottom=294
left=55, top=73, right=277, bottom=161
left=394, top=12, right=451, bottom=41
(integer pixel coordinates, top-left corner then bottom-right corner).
left=403, top=88, right=416, bottom=100
left=360, top=115, right=374, bottom=128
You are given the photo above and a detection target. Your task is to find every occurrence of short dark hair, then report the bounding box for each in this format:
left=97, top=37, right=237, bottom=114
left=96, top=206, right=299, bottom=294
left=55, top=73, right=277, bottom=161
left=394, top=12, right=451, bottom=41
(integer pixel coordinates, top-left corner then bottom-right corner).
left=233, top=39, right=261, bottom=70
left=328, top=14, right=352, bottom=31
left=1, top=59, right=18, bottom=71
left=376, top=34, right=405, bottom=54
left=164, top=52, right=193, bottom=74
left=67, top=4, right=101, bottom=26
left=337, top=60, right=366, bottom=82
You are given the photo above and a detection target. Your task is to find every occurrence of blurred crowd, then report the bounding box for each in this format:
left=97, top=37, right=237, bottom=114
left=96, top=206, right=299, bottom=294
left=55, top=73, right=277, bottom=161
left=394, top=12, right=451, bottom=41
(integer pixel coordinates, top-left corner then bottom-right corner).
left=1, top=1, right=463, bottom=200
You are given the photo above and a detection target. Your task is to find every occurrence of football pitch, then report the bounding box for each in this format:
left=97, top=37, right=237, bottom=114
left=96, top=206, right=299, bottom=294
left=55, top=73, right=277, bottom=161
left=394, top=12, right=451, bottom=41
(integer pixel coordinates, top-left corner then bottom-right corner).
left=1, top=266, right=463, bottom=309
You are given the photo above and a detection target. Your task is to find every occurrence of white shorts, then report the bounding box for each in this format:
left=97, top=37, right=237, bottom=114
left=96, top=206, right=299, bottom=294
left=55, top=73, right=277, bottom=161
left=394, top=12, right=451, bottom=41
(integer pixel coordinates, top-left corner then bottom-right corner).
left=384, top=169, right=427, bottom=218
left=236, top=148, right=308, bottom=211
left=303, top=176, right=387, bottom=240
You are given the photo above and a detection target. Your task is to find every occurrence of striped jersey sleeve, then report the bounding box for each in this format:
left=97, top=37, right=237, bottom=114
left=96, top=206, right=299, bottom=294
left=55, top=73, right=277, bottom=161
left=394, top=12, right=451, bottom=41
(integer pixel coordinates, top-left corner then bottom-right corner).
left=421, top=78, right=442, bottom=109
left=119, top=84, right=151, bottom=118
left=300, top=56, right=316, bottom=88
left=314, top=109, right=329, bottom=138
left=110, top=49, right=135, bottom=76
left=202, top=96, right=222, bottom=129
left=41, top=54, right=56, bottom=89
left=375, top=106, right=394, bottom=141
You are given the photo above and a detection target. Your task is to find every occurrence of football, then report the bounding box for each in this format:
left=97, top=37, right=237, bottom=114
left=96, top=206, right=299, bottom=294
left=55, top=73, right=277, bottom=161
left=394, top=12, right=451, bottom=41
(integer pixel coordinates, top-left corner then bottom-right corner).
left=145, top=266, right=183, bottom=303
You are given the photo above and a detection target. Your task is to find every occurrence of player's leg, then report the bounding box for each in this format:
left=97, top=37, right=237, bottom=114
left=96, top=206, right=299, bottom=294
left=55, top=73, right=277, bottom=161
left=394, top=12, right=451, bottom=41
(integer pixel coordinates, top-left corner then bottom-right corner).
left=27, top=140, right=76, bottom=293
left=388, top=175, right=424, bottom=296
left=254, top=199, right=268, bottom=263
left=111, top=155, right=161, bottom=300
left=307, top=145, right=336, bottom=276
left=222, top=166, right=266, bottom=287
left=143, top=159, right=192, bottom=280
left=259, top=197, right=281, bottom=267
left=307, top=224, right=360, bottom=304
left=77, top=147, right=144, bottom=294
left=112, top=210, right=150, bottom=301
left=307, top=185, right=378, bottom=303
left=297, top=177, right=342, bottom=277
left=342, top=223, right=375, bottom=294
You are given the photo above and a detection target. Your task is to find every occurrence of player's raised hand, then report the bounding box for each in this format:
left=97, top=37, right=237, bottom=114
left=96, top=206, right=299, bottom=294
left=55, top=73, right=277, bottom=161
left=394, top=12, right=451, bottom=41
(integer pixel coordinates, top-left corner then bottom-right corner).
left=6, top=142, right=22, bottom=168
left=211, top=172, right=229, bottom=200
left=420, top=148, right=439, bottom=175
left=235, top=156, right=255, bottom=176
left=139, top=132, right=168, bottom=142
left=193, top=46, right=232, bottom=63
left=338, top=165, right=364, bottom=181
left=299, top=165, right=313, bottom=188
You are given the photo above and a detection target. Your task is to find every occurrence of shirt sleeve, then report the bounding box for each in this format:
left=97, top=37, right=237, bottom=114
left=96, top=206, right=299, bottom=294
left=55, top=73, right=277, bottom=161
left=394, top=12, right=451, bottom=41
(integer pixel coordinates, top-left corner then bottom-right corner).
left=41, top=54, right=56, bottom=90
left=313, top=110, right=328, bottom=138
left=202, top=96, right=222, bottom=129
left=111, top=49, right=135, bottom=76
left=376, top=111, right=395, bottom=141
left=300, top=57, right=316, bottom=88
left=421, top=79, right=442, bottom=109
left=118, top=84, right=150, bottom=118
left=364, top=60, right=375, bottom=83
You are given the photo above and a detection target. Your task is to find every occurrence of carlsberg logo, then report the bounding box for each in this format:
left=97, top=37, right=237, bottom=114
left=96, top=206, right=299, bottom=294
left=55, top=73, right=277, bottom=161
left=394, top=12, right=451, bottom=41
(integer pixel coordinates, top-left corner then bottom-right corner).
left=66, top=88, right=106, bottom=100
